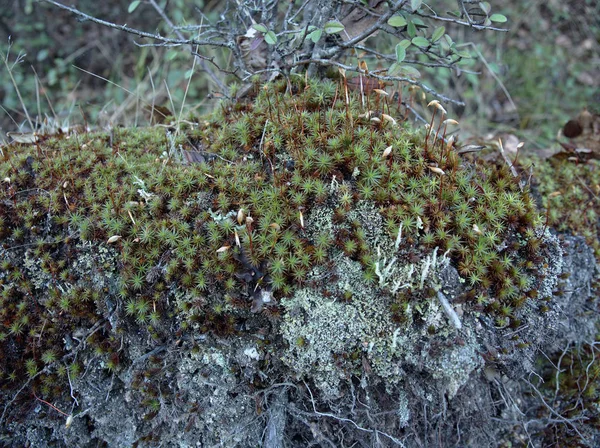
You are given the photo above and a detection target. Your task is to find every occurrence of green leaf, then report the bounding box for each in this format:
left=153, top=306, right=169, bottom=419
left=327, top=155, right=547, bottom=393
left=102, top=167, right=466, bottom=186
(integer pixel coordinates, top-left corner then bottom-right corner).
left=411, top=36, right=429, bottom=48
left=252, top=23, right=268, bottom=33
left=388, top=63, right=421, bottom=79
left=48, top=69, right=57, bottom=86
left=324, top=20, right=345, bottom=34
left=411, top=17, right=426, bottom=27
left=388, top=62, right=401, bottom=76
left=455, top=50, right=472, bottom=59
left=265, top=30, right=278, bottom=45
left=398, top=39, right=412, bottom=50
left=395, top=44, right=406, bottom=63
left=431, top=26, right=445, bottom=43
left=399, top=66, right=421, bottom=79
left=479, top=2, right=491, bottom=15
left=411, top=0, right=422, bottom=11
left=387, top=15, right=407, bottom=27
left=37, top=48, right=49, bottom=62
left=128, top=1, right=141, bottom=13
left=307, top=29, right=322, bottom=43
left=489, top=13, right=507, bottom=23
left=407, top=21, right=417, bottom=38
left=439, top=39, right=450, bottom=54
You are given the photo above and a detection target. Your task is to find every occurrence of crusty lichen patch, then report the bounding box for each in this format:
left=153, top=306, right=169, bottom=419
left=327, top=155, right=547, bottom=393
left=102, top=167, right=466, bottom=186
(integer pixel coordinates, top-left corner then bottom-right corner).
left=281, top=195, right=482, bottom=398
left=281, top=258, right=392, bottom=396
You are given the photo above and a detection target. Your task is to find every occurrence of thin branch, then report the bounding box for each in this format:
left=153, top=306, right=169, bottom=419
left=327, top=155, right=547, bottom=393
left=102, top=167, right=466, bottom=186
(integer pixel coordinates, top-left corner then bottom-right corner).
left=336, top=0, right=406, bottom=50
left=523, top=376, right=589, bottom=443
left=316, top=0, right=406, bottom=62
left=147, top=0, right=228, bottom=91
left=553, top=341, right=571, bottom=404
left=1, top=47, right=34, bottom=130
left=301, top=381, right=406, bottom=446
left=352, top=45, right=481, bottom=73
left=0, top=319, right=106, bottom=426
left=287, top=0, right=312, bottom=24
left=462, top=42, right=518, bottom=117
left=416, top=12, right=509, bottom=32
left=191, top=52, right=239, bottom=76
left=41, top=0, right=233, bottom=49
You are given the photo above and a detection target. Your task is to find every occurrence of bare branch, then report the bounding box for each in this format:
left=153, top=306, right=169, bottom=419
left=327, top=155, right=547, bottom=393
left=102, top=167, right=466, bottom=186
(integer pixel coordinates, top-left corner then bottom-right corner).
left=523, top=376, right=589, bottom=443
left=145, top=0, right=227, bottom=91
left=40, top=0, right=515, bottom=111
left=415, top=11, right=509, bottom=32
left=300, top=381, right=407, bottom=446
left=40, top=0, right=233, bottom=49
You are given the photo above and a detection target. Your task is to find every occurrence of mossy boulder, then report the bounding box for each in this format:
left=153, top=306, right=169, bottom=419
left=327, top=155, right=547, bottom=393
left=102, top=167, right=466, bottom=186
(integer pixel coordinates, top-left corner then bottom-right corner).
left=0, top=78, right=598, bottom=447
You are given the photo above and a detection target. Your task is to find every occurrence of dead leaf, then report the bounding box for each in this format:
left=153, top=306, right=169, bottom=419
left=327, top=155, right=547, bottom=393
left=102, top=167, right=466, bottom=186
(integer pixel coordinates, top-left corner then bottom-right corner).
left=7, top=132, right=38, bottom=144
left=145, top=105, right=173, bottom=124
left=182, top=150, right=216, bottom=164
left=341, top=0, right=386, bottom=42
left=557, top=108, right=600, bottom=160
left=347, top=77, right=387, bottom=94
left=500, top=134, right=521, bottom=155
left=428, top=166, right=445, bottom=175
left=238, top=28, right=268, bottom=72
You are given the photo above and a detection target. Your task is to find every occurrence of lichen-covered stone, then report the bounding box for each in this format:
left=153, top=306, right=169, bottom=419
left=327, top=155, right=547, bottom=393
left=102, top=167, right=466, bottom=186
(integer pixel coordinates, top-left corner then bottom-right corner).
left=0, top=78, right=598, bottom=447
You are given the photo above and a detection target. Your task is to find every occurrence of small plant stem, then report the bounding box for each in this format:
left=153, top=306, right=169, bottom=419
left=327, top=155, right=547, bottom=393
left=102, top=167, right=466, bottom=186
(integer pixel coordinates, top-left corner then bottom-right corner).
left=424, top=108, right=437, bottom=157
left=440, top=122, right=450, bottom=162
left=396, top=82, right=402, bottom=113
left=246, top=222, right=254, bottom=255
left=1, top=49, right=34, bottom=131
left=264, top=89, right=274, bottom=122
left=273, top=90, right=283, bottom=126
left=542, top=204, right=550, bottom=236
left=432, top=112, right=445, bottom=155
left=384, top=94, right=391, bottom=116
left=33, top=391, right=70, bottom=417
left=331, top=85, right=339, bottom=129
left=344, top=79, right=353, bottom=130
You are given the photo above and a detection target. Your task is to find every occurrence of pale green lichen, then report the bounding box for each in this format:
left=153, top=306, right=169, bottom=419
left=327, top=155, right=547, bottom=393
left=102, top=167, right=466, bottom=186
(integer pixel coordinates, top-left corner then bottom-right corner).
left=427, top=343, right=481, bottom=398
left=281, top=196, right=468, bottom=396
left=280, top=259, right=394, bottom=396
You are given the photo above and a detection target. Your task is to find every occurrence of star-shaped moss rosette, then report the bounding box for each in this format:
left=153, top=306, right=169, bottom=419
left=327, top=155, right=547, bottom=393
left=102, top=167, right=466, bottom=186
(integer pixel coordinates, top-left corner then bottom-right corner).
left=0, top=76, right=557, bottom=421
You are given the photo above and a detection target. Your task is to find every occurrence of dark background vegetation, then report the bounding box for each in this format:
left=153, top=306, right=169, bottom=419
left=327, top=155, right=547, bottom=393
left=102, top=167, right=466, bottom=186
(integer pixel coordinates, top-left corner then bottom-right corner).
left=1, top=0, right=598, bottom=148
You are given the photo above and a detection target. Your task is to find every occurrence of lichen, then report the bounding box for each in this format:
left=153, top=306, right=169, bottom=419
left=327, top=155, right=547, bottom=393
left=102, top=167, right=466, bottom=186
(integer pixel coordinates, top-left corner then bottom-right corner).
left=0, top=77, right=571, bottom=445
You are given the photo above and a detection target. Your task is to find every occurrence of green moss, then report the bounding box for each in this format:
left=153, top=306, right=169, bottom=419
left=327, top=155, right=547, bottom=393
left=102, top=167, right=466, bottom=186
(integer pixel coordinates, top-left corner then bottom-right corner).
left=523, top=155, right=600, bottom=446
left=0, top=77, right=555, bottom=410
left=532, top=156, right=600, bottom=258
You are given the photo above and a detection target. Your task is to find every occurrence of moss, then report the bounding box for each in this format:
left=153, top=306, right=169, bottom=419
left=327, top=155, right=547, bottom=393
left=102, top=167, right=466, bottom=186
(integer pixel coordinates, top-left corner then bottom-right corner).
left=0, top=77, right=559, bottom=429
left=523, top=154, right=600, bottom=446
left=532, top=156, right=600, bottom=258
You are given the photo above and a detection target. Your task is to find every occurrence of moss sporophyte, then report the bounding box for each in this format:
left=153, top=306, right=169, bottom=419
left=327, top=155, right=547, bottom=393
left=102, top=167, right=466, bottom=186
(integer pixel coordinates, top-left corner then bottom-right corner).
left=0, top=77, right=556, bottom=413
